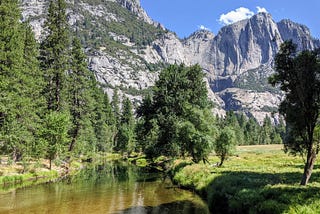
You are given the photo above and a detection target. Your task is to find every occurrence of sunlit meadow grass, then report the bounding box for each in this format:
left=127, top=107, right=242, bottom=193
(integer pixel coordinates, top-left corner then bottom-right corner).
left=172, top=145, right=320, bottom=214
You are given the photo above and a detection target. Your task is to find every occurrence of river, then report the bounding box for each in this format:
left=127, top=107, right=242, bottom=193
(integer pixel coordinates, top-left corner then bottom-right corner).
left=0, top=162, right=209, bottom=213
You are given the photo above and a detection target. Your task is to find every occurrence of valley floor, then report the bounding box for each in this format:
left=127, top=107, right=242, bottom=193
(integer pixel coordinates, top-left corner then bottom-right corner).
left=172, top=144, right=320, bottom=214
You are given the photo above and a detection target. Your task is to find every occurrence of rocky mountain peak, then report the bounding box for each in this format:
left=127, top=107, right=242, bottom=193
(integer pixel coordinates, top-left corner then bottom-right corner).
left=277, top=19, right=316, bottom=50
left=210, top=12, right=282, bottom=77
left=186, top=29, right=215, bottom=41
left=116, top=0, right=157, bottom=26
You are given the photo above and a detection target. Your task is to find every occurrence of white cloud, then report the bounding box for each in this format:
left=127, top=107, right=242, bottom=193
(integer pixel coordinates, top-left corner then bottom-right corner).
left=198, top=25, right=211, bottom=31
left=219, top=7, right=254, bottom=25
left=257, top=6, right=268, bottom=13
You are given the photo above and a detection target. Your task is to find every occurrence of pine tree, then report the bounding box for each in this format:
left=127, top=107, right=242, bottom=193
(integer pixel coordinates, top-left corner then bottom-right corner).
left=111, top=88, right=121, bottom=127
left=244, top=118, right=259, bottom=145
left=260, top=115, right=272, bottom=145
left=21, top=22, right=46, bottom=159
left=0, top=1, right=43, bottom=161
left=39, top=0, right=71, bottom=165
left=115, top=96, right=136, bottom=153
left=92, top=88, right=115, bottom=152
left=68, top=38, right=97, bottom=154
left=40, top=0, right=70, bottom=112
left=120, top=96, right=134, bottom=126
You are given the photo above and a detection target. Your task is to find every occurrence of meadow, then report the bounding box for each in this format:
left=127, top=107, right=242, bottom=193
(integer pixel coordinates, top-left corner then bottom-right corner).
left=172, top=144, right=320, bottom=214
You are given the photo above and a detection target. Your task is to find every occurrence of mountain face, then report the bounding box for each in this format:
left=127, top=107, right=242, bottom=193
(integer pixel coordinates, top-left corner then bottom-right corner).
left=20, top=0, right=319, bottom=123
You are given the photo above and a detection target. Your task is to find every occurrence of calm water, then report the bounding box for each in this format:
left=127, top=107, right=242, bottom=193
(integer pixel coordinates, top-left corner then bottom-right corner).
left=0, top=162, right=209, bottom=214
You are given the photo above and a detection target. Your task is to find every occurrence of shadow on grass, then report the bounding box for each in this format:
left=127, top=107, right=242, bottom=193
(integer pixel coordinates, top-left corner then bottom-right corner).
left=115, top=200, right=209, bottom=214
left=207, top=170, right=320, bottom=214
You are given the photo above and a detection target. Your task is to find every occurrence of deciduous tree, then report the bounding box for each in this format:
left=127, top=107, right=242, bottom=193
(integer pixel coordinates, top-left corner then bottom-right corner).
left=269, top=40, right=320, bottom=185
left=137, top=64, right=215, bottom=162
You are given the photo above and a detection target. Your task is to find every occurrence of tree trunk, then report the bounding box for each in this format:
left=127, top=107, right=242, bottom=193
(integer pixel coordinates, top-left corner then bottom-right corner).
left=300, top=149, right=317, bottom=185
left=55, top=73, right=61, bottom=111
left=219, top=156, right=225, bottom=167
left=68, top=124, right=79, bottom=152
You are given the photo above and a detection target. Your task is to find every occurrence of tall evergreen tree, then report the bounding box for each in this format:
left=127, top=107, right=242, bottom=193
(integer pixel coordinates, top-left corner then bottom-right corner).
left=244, top=117, right=260, bottom=145
left=0, top=1, right=43, bottom=161
left=115, top=96, right=136, bottom=154
left=224, top=111, right=245, bottom=145
left=260, top=115, right=272, bottom=145
left=40, top=0, right=70, bottom=112
left=67, top=38, right=97, bottom=154
left=111, top=88, right=121, bottom=127
left=120, top=96, right=134, bottom=126
left=21, top=22, right=46, bottom=158
left=38, top=0, right=71, bottom=165
left=92, top=88, right=115, bottom=152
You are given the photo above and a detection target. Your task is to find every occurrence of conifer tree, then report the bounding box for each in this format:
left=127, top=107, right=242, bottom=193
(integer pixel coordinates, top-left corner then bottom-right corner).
left=21, top=22, right=46, bottom=158
left=39, top=0, right=71, bottom=165
left=68, top=38, right=97, bottom=154
left=115, top=96, right=136, bottom=153
left=92, top=88, right=115, bottom=152
left=260, top=115, right=272, bottom=145
left=40, top=0, right=70, bottom=112
left=0, top=1, right=43, bottom=161
left=111, top=88, right=121, bottom=127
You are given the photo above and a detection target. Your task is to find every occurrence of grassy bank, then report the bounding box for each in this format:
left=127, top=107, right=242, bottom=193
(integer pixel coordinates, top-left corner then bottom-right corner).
left=172, top=145, right=320, bottom=214
left=0, top=153, right=122, bottom=193
left=0, top=158, right=64, bottom=193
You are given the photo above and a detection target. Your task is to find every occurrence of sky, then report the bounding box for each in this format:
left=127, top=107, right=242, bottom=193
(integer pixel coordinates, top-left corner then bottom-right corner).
left=140, top=0, right=320, bottom=39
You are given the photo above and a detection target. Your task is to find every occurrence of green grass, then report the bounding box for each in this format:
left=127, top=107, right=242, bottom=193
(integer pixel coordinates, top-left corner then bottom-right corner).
left=172, top=144, right=320, bottom=214
left=0, top=170, right=59, bottom=193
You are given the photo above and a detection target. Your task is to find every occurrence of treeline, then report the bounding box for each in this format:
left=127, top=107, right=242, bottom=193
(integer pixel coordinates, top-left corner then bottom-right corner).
left=217, top=111, right=285, bottom=146
left=0, top=0, right=133, bottom=168
left=0, top=0, right=285, bottom=168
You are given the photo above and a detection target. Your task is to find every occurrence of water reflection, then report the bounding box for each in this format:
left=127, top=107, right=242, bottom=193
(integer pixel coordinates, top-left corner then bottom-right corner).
left=0, top=162, right=209, bottom=214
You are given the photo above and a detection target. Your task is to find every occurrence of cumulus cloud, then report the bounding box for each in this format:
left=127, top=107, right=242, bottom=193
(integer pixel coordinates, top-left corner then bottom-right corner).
left=257, top=6, right=268, bottom=13
left=198, top=25, right=211, bottom=31
left=219, top=7, right=254, bottom=25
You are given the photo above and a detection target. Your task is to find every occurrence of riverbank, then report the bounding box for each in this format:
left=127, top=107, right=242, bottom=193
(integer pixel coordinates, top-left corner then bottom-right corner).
left=171, top=144, right=320, bottom=214
left=0, top=153, right=122, bottom=193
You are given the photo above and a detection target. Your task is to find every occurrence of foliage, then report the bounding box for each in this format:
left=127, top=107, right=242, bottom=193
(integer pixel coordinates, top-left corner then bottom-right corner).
left=218, top=111, right=284, bottom=146
left=0, top=0, right=45, bottom=161
left=269, top=40, right=320, bottom=185
left=67, top=37, right=97, bottom=154
left=0, top=0, right=117, bottom=166
left=214, top=126, right=237, bottom=166
left=72, top=1, right=166, bottom=48
left=115, top=96, right=136, bottom=154
left=39, top=111, right=70, bottom=169
left=40, top=0, right=70, bottom=112
left=111, top=88, right=121, bottom=127
left=137, top=64, right=215, bottom=162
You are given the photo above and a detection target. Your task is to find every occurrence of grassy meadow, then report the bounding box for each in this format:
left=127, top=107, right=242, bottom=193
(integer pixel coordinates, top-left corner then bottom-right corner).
left=172, top=144, right=320, bottom=214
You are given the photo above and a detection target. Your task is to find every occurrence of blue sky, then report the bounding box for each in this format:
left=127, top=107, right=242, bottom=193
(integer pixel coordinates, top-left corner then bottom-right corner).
left=140, top=0, right=320, bottom=39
